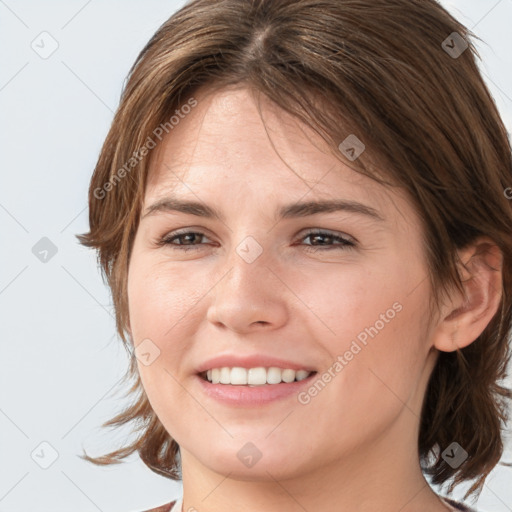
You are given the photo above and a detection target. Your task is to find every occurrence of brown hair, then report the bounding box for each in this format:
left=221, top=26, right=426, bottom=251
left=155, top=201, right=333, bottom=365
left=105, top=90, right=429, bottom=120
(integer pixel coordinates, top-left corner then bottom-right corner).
left=77, top=0, right=512, bottom=500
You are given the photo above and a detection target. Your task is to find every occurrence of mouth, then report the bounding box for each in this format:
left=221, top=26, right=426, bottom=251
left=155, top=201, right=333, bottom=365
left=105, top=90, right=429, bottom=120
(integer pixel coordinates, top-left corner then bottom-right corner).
left=198, top=367, right=317, bottom=386
left=196, top=367, right=318, bottom=406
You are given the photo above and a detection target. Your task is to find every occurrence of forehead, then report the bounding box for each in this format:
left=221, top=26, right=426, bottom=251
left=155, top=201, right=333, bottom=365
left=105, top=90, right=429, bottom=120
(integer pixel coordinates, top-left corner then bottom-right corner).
left=145, top=86, right=410, bottom=224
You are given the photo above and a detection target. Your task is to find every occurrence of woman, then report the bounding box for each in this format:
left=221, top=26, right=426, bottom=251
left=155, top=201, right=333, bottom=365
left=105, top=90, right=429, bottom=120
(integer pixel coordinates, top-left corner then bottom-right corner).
left=78, top=1, right=512, bottom=511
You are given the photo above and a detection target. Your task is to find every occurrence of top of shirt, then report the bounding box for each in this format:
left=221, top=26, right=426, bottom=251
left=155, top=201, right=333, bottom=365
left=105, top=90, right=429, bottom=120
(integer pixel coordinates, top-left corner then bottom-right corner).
left=141, top=495, right=477, bottom=512
left=142, top=498, right=177, bottom=512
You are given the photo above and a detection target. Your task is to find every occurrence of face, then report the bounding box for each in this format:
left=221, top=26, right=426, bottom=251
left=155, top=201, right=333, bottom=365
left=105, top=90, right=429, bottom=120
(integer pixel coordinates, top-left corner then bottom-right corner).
left=127, top=86, right=439, bottom=481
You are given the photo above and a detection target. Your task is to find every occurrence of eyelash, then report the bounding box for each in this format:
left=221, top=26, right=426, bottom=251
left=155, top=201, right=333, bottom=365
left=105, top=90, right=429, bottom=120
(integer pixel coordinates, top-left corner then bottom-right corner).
left=156, top=229, right=356, bottom=252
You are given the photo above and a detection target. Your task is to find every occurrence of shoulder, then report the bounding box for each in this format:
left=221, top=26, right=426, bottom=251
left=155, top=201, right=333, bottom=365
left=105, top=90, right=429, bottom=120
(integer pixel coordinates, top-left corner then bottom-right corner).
left=139, top=500, right=176, bottom=512
left=443, top=497, right=479, bottom=512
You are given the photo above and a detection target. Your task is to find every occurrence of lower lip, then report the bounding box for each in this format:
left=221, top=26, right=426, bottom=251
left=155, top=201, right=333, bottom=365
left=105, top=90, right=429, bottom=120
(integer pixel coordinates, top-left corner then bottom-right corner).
left=196, top=373, right=317, bottom=406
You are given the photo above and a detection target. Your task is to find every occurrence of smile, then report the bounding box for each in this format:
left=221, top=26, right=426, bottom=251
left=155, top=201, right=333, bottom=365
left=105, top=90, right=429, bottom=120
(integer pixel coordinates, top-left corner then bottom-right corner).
left=201, top=367, right=314, bottom=386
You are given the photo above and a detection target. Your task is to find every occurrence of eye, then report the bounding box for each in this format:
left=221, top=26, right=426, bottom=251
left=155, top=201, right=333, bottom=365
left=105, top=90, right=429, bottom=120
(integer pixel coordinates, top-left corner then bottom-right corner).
left=298, top=229, right=356, bottom=252
left=157, top=230, right=212, bottom=251
left=156, top=228, right=356, bottom=252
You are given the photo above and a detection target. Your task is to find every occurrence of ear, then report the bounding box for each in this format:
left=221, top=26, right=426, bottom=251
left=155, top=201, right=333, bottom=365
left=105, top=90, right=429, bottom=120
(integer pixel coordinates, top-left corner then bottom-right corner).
left=431, top=237, right=503, bottom=352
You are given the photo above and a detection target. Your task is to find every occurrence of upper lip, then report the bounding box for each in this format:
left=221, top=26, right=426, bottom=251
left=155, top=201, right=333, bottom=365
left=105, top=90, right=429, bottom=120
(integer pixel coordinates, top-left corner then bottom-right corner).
left=196, top=355, right=317, bottom=374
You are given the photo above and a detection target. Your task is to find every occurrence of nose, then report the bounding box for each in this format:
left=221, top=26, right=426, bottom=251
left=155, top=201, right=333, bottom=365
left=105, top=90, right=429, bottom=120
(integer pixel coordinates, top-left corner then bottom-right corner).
left=206, top=249, right=289, bottom=334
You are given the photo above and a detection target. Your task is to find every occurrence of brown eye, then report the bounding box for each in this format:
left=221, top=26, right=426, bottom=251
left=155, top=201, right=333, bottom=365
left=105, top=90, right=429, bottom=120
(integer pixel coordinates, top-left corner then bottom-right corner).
left=156, top=229, right=356, bottom=253
left=300, top=230, right=356, bottom=251
left=159, top=231, right=211, bottom=251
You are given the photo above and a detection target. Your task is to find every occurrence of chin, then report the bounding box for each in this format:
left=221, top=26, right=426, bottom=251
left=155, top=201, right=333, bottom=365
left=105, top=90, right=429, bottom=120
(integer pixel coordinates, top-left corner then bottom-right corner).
left=192, top=440, right=308, bottom=480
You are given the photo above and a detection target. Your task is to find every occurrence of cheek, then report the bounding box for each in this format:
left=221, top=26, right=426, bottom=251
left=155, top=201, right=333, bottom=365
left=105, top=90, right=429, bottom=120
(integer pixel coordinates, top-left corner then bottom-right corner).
left=305, top=304, right=428, bottom=454
left=127, top=257, right=203, bottom=339
left=299, top=259, right=429, bottom=396
left=329, top=290, right=430, bottom=428
left=289, top=261, right=403, bottom=342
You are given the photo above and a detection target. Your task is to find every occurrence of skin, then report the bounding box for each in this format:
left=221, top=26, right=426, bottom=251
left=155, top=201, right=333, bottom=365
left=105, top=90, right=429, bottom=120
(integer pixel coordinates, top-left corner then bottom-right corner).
left=126, top=86, right=503, bottom=512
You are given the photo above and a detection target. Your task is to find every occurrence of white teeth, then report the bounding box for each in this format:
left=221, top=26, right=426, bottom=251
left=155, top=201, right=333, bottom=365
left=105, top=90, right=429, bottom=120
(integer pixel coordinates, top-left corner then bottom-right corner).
left=266, top=367, right=282, bottom=384
left=220, top=367, right=231, bottom=384
left=231, top=367, right=248, bottom=385
left=203, top=366, right=313, bottom=385
left=281, top=369, right=296, bottom=383
left=248, top=367, right=266, bottom=385
left=295, top=370, right=310, bottom=381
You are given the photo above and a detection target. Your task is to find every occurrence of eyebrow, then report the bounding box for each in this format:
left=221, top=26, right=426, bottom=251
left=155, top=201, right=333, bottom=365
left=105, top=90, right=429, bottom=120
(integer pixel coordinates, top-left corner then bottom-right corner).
left=142, top=197, right=385, bottom=222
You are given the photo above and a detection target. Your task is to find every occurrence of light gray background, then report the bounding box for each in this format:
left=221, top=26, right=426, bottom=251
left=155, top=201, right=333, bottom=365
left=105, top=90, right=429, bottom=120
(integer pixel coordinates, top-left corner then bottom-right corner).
left=1, top=1, right=511, bottom=511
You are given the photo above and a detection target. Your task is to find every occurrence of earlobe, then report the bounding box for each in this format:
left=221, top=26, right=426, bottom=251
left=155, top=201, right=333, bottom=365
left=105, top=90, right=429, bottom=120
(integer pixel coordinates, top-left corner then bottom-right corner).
left=431, top=238, right=503, bottom=353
